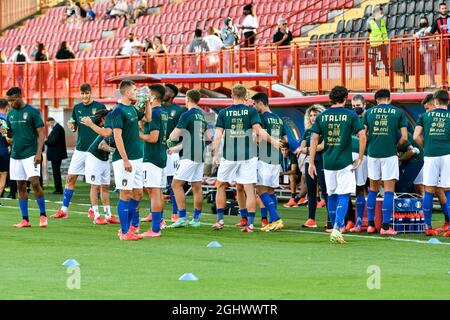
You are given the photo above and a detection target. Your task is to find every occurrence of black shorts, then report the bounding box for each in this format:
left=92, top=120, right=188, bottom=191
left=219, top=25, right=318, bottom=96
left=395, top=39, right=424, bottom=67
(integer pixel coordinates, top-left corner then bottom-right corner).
left=0, top=148, right=9, bottom=172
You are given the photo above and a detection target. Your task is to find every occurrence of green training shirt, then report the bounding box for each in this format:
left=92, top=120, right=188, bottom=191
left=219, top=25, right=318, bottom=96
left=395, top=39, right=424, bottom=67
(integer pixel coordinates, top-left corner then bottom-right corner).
left=7, top=104, right=44, bottom=160
left=258, top=111, right=286, bottom=164
left=215, top=104, right=261, bottom=161
left=362, top=104, right=408, bottom=158
left=176, top=108, right=208, bottom=163
left=71, top=101, right=106, bottom=152
left=311, top=107, right=364, bottom=171
left=416, top=109, right=450, bottom=157
left=111, top=103, right=144, bottom=162
left=165, top=103, right=187, bottom=137
left=144, top=106, right=168, bottom=168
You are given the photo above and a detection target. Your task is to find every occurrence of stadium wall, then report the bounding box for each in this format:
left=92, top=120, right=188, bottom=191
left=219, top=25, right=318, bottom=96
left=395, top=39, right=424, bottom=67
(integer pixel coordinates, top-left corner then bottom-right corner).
left=0, top=0, right=40, bottom=31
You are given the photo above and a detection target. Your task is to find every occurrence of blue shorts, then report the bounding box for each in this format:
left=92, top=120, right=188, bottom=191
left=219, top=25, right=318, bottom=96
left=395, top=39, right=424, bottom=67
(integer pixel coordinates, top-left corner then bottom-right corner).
left=0, top=148, right=9, bottom=172
left=397, top=161, right=424, bottom=193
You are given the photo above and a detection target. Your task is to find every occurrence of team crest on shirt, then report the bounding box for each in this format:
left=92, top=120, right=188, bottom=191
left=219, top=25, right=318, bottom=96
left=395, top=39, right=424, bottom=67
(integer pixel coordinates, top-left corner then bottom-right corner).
left=122, top=179, right=128, bottom=187
left=23, top=112, right=28, bottom=120
left=91, top=175, right=95, bottom=182
left=92, top=108, right=97, bottom=115
left=171, top=110, right=176, bottom=117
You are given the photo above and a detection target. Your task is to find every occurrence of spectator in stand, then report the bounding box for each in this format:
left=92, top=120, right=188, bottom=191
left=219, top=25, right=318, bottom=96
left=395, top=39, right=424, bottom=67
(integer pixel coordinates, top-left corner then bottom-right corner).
left=188, top=29, right=210, bottom=73
left=242, top=4, right=258, bottom=71
left=104, top=0, right=117, bottom=18
left=415, top=17, right=436, bottom=88
left=118, top=32, right=143, bottom=56
left=103, top=0, right=128, bottom=19
left=83, top=2, right=96, bottom=21
left=367, top=5, right=389, bottom=77
left=62, top=0, right=79, bottom=24
left=75, top=1, right=87, bottom=21
left=273, top=17, right=293, bottom=84
left=204, top=26, right=224, bottom=72
left=153, top=35, right=167, bottom=54
left=55, top=41, right=75, bottom=89
left=221, top=17, right=240, bottom=48
left=10, top=45, right=30, bottom=89
left=142, top=37, right=156, bottom=73
left=430, top=2, right=449, bottom=35
left=34, top=43, right=49, bottom=92
left=45, top=117, right=67, bottom=195
left=130, top=0, right=147, bottom=23
left=0, top=50, right=7, bottom=63
left=143, top=38, right=154, bottom=53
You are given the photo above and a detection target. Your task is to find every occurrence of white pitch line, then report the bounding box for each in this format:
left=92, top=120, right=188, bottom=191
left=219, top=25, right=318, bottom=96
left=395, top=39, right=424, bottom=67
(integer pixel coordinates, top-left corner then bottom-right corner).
left=3, top=201, right=449, bottom=246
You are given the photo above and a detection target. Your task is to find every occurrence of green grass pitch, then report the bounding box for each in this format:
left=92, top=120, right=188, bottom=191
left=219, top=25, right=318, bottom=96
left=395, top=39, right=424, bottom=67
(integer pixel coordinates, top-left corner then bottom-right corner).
left=0, top=183, right=448, bottom=300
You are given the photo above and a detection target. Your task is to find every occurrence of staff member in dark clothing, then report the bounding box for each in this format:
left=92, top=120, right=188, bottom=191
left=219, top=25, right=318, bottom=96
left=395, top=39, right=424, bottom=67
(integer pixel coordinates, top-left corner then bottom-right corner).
left=273, top=17, right=293, bottom=84
left=45, top=117, right=67, bottom=194
left=0, top=99, right=10, bottom=202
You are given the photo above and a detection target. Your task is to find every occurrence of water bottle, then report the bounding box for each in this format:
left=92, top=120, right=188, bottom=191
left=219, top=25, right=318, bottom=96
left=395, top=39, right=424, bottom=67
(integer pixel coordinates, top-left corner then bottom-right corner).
left=69, top=118, right=76, bottom=132
left=135, top=86, right=150, bottom=112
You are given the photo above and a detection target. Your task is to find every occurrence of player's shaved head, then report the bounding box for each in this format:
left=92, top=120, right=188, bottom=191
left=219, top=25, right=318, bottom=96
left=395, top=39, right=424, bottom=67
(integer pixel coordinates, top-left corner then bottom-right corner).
left=232, top=84, right=247, bottom=100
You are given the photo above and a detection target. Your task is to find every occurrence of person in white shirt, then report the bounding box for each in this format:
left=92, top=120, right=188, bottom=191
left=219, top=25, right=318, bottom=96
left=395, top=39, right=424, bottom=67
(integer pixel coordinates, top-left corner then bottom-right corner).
left=204, top=26, right=224, bottom=72
left=242, top=4, right=258, bottom=71
left=108, top=0, right=128, bottom=18
left=119, top=32, right=144, bottom=56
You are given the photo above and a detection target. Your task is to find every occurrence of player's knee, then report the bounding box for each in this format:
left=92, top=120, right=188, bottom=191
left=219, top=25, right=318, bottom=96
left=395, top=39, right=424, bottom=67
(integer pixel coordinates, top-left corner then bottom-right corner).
left=66, top=175, right=77, bottom=187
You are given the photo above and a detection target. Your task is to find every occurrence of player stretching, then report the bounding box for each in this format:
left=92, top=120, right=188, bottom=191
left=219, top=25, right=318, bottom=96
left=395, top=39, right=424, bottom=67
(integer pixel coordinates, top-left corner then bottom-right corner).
left=85, top=109, right=120, bottom=225
left=163, top=84, right=187, bottom=222
left=212, top=85, right=279, bottom=232
left=140, top=84, right=168, bottom=238
left=52, top=83, right=106, bottom=219
left=112, top=80, right=151, bottom=241
left=413, top=90, right=450, bottom=237
left=167, top=89, right=208, bottom=228
left=251, top=93, right=286, bottom=232
left=308, top=86, right=366, bottom=244
left=7, top=87, right=47, bottom=228
left=363, top=89, right=407, bottom=235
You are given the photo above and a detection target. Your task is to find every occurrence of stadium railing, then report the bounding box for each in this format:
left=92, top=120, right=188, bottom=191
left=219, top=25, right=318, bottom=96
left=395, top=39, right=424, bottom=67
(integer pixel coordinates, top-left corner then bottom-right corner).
left=0, top=0, right=40, bottom=31
left=0, top=34, right=446, bottom=109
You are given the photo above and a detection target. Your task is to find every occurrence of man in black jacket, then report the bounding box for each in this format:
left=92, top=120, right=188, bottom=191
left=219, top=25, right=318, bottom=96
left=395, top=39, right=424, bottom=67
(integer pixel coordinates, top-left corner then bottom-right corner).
left=45, top=117, right=67, bottom=194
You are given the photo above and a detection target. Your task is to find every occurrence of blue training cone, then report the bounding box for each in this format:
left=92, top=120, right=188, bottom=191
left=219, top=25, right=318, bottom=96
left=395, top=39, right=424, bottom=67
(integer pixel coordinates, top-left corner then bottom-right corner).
left=427, top=238, right=442, bottom=244
left=207, top=241, right=222, bottom=248
left=62, top=259, right=80, bottom=267
left=179, top=273, right=199, bottom=281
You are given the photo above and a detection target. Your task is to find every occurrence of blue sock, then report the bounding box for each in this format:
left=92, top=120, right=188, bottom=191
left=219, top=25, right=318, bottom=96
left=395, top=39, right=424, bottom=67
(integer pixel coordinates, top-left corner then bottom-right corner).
left=19, top=199, right=28, bottom=220
left=445, top=191, right=450, bottom=227
left=441, top=202, right=449, bottom=221
left=335, top=194, right=350, bottom=229
left=270, top=193, right=278, bottom=206
left=423, top=192, right=434, bottom=229
left=179, top=208, right=187, bottom=219
left=367, top=190, right=377, bottom=226
left=355, top=195, right=366, bottom=227
left=248, top=212, right=255, bottom=226
left=260, top=192, right=280, bottom=223
left=261, top=207, right=268, bottom=220
left=239, top=208, right=248, bottom=219
left=193, top=208, right=202, bottom=220
left=36, top=197, right=46, bottom=216
left=327, top=194, right=338, bottom=226
left=217, top=208, right=224, bottom=221
left=170, top=188, right=178, bottom=214
left=62, top=188, right=74, bottom=208
left=117, top=199, right=130, bottom=233
left=129, top=199, right=140, bottom=228
left=382, top=192, right=394, bottom=225
left=152, top=211, right=162, bottom=232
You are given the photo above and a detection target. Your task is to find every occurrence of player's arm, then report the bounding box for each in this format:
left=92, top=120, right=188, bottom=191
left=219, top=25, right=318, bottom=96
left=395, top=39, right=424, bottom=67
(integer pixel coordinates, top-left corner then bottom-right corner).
left=212, top=127, right=224, bottom=164
left=316, top=140, right=325, bottom=152
left=413, top=125, right=424, bottom=148
left=308, top=133, right=319, bottom=178
left=252, top=123, right=280, bottom=149
left=98, top=140, right=115, bottom=153
left=140, top=130, right=159, bottom=143
left=353, top=129, right=367, bottom=171
left=398, top=146, right=415, bottom=162
left=280, top=163, right=298, bottom=176
left=397, top=127, right=408, bottom=150
left=168, top=143, right=183, bottom=155
left=169, top=127, right=182, bottom=142
left=113, top=128, right=132, bottom=172
left=142, top=101, right=152, bottom=123
left=80, top=116, right=112, bottom=137
left=35, top=126, right=45, bottom=165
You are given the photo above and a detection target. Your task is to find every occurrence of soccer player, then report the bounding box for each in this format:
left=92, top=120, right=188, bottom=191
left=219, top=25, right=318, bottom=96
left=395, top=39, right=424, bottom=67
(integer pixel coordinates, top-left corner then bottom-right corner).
left=363, top=89, right=408, bottom=235
left=140, top=84, right=168, bottom=238
left=308, top=86, right=366, bottom=244
left=112, top=80, right=151, bottom=241
left=162, top=83, right=187, bottom=222
left=6, top=87, right=47, bottom=228
left=295, top=104, right=327, bottom=229
left=252, top=92, right=286, bottom=232
left=349, top=94, right=369, bottom=232
left=413, top=89, right=450, bottom=237
left=212, top=84, right=279, bottom=232
left=167, top=89, right=208, bottom=228
left=52, top=83, right=106, bottom=219
left=85, top=109, right=120, bottom=225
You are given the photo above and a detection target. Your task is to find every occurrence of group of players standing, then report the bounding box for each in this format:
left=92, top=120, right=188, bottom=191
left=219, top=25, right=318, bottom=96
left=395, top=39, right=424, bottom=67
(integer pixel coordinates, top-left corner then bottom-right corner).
left=6, top=81, right=450, bottom=243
